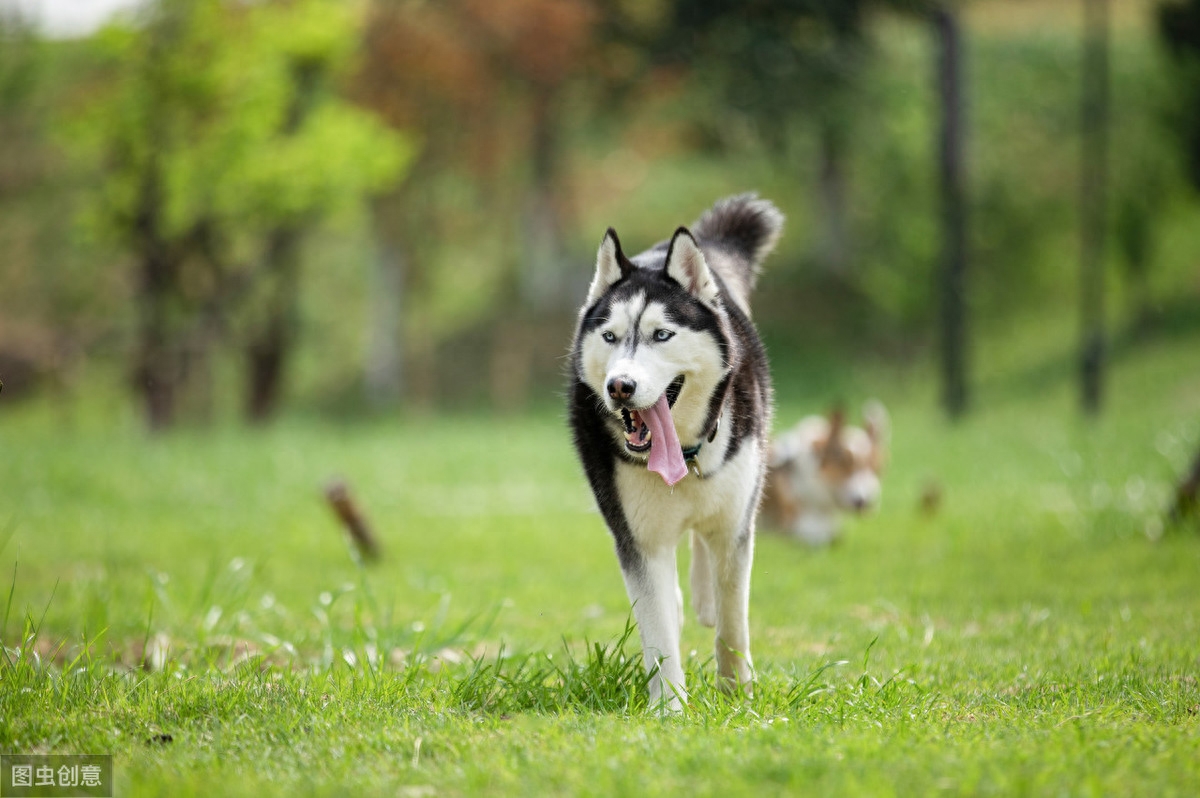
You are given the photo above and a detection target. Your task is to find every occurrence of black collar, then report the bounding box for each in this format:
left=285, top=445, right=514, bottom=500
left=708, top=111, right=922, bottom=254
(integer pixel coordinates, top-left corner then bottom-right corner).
left=681, top=416, right=721, bottom=464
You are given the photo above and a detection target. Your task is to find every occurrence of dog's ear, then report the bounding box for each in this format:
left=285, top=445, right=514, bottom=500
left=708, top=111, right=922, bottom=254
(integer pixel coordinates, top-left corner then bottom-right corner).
left=819, top=405, right=846, bottom=466
left=863, top=399, right=890, bottom=473
left=586, top=228, right=634, bottom=305
left=827, top=405, right=845, bottom=441
left=663, top=227, right=718, bottom=305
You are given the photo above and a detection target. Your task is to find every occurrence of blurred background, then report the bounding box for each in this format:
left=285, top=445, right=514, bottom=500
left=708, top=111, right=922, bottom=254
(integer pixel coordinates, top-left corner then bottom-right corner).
left=0, top=0, right=1198, bottom=428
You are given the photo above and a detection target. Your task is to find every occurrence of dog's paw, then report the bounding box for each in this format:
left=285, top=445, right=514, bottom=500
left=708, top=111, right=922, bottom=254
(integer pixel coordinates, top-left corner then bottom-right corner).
left=718, top=673, right=755, bottom=699
left=715, top=643, right=754, bottom=695
left=650, top=683, right=688, bottom=716
left=656, top=695, right=686, bottom=716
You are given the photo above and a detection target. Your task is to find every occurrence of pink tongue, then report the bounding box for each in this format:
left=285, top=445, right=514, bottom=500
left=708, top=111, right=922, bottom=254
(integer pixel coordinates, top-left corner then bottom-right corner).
left=642, top=393, right=688, bottom=486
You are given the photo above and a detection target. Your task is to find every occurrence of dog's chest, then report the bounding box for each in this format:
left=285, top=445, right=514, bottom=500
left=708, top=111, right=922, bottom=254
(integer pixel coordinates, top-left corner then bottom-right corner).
left=613, top=441, right=761, bottom=545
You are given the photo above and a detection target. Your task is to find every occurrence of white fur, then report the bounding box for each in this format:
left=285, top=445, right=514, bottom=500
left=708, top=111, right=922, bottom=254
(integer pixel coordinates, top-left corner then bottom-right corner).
left=703, top=249, right=752, bottom=316
left=581, top=295, right=728, bottom=452
left=586, top=231, right=626, bottom=306
left=664, top=231, right=719, bottom=306
left=613, top=413, right=760, bottom=707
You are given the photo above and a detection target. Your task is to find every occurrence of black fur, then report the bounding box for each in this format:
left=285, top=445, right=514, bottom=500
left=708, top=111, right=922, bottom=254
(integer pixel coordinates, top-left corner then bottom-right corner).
left=568, top=378, right=644, bottom=574
left=690, top=192, right=783, bottom=288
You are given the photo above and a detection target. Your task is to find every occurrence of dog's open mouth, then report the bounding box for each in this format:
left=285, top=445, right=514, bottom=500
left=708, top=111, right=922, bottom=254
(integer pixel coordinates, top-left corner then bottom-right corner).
left=619, top=376, right=684, bottom=453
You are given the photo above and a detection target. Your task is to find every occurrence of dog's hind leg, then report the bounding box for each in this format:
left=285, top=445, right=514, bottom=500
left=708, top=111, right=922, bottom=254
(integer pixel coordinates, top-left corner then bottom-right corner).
left=622, top=547, right=687, bottom=713
left=675, top=579, right=685, bottom=636
left=707, top=526, right=756, bottom=694
left=689, top=531, right=717, bottom=628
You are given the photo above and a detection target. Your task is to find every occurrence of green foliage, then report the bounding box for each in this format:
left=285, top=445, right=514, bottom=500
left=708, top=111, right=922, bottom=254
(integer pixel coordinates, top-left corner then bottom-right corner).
left=72, top=0, right=411, bottom=247
left=658, top=0, right=922, bottom=140
left=452, top=618, right=654, bottom=715
left=789, top=17, right=1190, bottom=333
left=1159, top=0, right=1200, bottom=190
left=51, top=0, right=416, bottom=426
left=0, top=10, right=41, bottom=113
left=3, top=1, right=1200, bottom=415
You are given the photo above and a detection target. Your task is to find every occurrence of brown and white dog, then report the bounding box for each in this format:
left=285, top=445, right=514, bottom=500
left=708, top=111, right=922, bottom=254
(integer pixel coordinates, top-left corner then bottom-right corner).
left=760, top=401, right=889, bottom=546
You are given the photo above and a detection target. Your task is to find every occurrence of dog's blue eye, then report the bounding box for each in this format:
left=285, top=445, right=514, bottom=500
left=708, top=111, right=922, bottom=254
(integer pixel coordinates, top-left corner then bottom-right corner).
left=653, top=329, right=675, bottom=342
left=602, top=331, right=617, bottom=344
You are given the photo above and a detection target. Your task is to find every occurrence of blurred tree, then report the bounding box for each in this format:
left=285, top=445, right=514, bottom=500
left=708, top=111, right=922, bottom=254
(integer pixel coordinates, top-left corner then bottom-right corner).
left=1159, top=0, right=1200, bottom=190
left=74, top=0, right=410, bottom=428
left=353, top=0, right=505, bottom=409
left=658, top=0, right=876, bottom=278
left=932, top=4, right=968, bottom=418
left=1080, top=0, right=1111, bottom=415
left=2, top=9, right=136, bottom=401
left=240, top=4, right=381, bottom=423
left=1113, top=150, right=1167, bottom=332
left=468, top=0, right=597, bottom=410
left=1102, top=0, right=1200, bottom=334
left=654, top=0, right=940, bottom=272
left=0, top=9, right=49, bottom=394
left=657, top=0, right=986, bottom=416
left=0, top=9, right=41, bottom=199
left=353, top=0, right=596, bottom=411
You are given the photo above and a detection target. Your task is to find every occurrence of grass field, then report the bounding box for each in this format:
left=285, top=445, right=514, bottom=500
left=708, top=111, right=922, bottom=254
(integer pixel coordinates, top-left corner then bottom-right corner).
left=2, top=318, right=1200, bottom=796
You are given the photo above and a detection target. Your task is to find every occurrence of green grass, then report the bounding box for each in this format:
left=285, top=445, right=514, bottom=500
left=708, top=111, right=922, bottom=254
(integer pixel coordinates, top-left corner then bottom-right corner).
left=2, top=322, right=1200, bottom=796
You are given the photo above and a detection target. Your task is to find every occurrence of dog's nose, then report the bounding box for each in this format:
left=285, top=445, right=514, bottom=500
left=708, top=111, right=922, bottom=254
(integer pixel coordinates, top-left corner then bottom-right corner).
left=851, top=495, right=868, bottom=511
left=607, top=376, right=636, bottom=402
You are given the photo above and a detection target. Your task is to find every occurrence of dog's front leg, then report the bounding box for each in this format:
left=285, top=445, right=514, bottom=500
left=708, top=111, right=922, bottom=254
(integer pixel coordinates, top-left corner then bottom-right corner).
left=621, top=546, right=686, bottom=712
left=708, top=526, right=756, bottom=693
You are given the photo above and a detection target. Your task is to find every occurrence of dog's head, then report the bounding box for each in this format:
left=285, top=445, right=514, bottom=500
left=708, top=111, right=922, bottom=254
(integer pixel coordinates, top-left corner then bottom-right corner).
left=573, top=227, right=732, bottom=462
left=772, top=401, right=890, bottom=514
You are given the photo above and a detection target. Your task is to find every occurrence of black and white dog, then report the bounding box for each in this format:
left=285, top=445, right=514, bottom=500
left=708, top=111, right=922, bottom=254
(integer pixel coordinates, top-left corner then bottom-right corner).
left=567, top=194, right=783, bottom=711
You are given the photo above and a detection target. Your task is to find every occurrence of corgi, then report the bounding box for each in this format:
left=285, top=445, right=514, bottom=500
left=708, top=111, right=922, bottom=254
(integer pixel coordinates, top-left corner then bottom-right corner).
left=760, top=401, right=889, bottom=546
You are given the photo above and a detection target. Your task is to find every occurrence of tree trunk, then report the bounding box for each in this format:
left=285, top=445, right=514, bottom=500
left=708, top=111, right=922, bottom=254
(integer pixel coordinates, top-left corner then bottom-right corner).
left=816, top=121, right=851, bottom=277
left=518, top=87, right=565, bottom=314
left=1080, top=0, right=1110, bottom=414
left=493, top=85, right=563, bottom=412
left=1169, top=445, right=1200, bottom=522
left=134, top=292, right=178, bottom=432
left=244, top=226, right=300, bottom=423
left=132, top=161, right=181, bottom=432
left=934, top=6, right=969, bottom=419
left=1115, top=195, right=1154, bottom=334
left=365, top=193, right=407, bottom=408
left=241, top=61, right=319, bottom=424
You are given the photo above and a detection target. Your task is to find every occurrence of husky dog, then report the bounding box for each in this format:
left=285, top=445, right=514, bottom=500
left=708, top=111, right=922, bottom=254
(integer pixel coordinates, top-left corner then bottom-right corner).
left=567, top=194, right=784, bottom=711
left=761, top=402, right=890, bottom=546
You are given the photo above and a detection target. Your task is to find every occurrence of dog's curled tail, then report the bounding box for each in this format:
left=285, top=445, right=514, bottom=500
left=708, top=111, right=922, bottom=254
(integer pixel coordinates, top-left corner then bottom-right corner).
left=691, top=193, right=785, bottom=291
